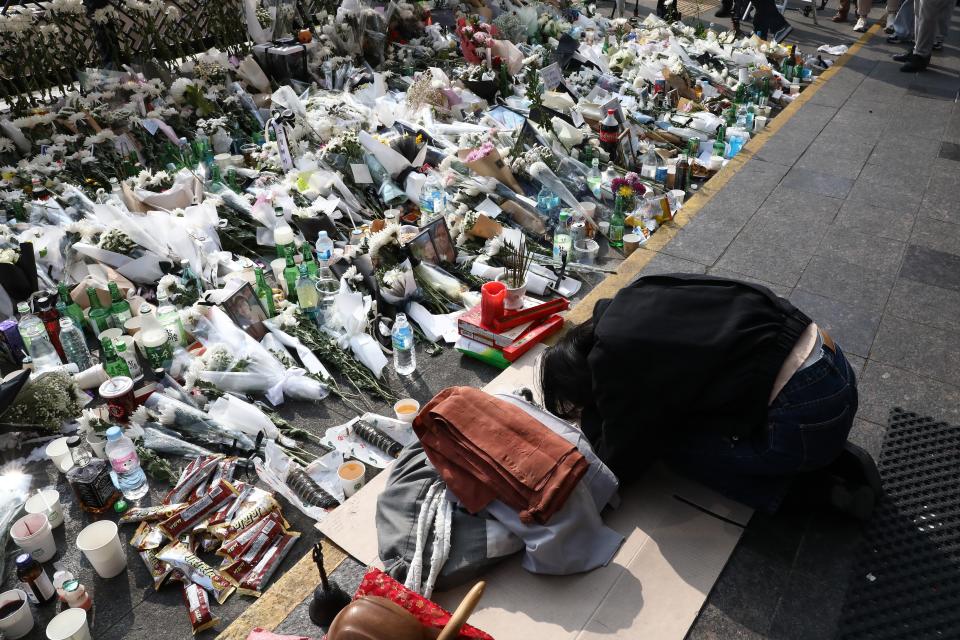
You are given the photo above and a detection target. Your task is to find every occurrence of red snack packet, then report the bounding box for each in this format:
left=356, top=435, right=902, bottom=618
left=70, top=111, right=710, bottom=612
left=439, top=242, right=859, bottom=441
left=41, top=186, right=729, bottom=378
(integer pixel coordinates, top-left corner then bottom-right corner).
left=160, top=479, right=239, bottom=540
left=181, top=580, right=219, bottom=635
left=236, top=531, right=300, bottom=597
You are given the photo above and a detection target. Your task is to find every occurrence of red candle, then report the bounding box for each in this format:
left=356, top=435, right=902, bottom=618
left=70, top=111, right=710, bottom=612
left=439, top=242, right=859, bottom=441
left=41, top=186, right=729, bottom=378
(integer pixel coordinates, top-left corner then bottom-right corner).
left=480, top=281, right=506, bottom=328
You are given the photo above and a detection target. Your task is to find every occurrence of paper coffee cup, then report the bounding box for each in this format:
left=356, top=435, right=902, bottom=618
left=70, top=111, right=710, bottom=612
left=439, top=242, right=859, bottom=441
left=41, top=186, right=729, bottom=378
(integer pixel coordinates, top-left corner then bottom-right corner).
left=25, top=490, right=64, bottom=529
left=338, top=461, right=367, bottom=499
left=623, top=233, right=643, bottom=257
left=11, top=512, right=57, bottom=563
left=76, top=520, right=127, bottom=579
left=45, top=437, right=73, bottom=474
left=393, top=399, right=420, bottom=424
left=45, top=608, right=91, bottom=640
left=0, top=589, right=34, bottom=639
left=97, top=327, right=123, bottom=344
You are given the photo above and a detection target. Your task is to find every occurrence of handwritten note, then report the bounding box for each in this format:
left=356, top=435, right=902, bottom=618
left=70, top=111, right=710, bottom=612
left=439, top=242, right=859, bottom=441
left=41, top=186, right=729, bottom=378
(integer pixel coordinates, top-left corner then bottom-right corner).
left=539, top=62, right=563, bottom=91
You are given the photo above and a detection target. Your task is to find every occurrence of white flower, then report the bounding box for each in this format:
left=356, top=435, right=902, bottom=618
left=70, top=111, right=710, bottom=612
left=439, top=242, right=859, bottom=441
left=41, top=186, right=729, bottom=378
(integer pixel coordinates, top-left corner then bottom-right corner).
left=367, top=223, right=400, bottom=259
left=157, top=274, right=178, bottom=300
left=129, top=405, right=151, bottom=427
left=65, top=219, right=103, bottom=243
left=47, top=0, right=84, bottom=14
left=169, top=78, right=195, bottom=104
left=84, top=130, right=117, bottom=145
left=342, top=265, right=362, bottom=283
left=0, top=247, right=19, bottom=264
left=0, top=138, right=14, bottom=153
left=91, top=6, right=119, bottom=23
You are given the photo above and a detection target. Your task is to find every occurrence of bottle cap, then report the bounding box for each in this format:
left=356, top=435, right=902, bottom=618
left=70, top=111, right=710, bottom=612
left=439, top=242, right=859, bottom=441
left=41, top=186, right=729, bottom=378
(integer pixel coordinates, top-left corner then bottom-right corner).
left=66, top=435, right=83, bottom=449
left=62, top=580, right=80, bottom=593
left=59, top=318, right=74, bottom=329
left=105, top=426, right=122, bottom=441
left=15, top=553, right=34, bottom=569
left=16, top=302, right=29, bottom=314
left=114, top=499, right=128, bottom=513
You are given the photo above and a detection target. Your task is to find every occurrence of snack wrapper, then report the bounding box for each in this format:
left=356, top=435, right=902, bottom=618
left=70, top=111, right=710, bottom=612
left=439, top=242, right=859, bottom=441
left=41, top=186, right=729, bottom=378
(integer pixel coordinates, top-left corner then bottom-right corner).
left=181, top=580, right=219, bottom=635
left=236, top=532, right=299, bottom=597
left=218, top=511, right=287, bottom=560
left=164, top=455, right=224, bottom=505
left=130, top=522, right=166, bottom=551
left=140, top=549, right=173, bottom=591
left=157, top=541, right=236, bottom=604
left=160, top=480, right=240, bottom=540
left=119, top=503, right=187, bottom=525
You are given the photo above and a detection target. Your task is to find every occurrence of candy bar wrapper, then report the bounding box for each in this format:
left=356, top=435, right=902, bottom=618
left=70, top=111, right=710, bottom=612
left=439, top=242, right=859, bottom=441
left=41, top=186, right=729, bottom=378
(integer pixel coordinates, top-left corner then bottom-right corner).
left=223, top=529, right=296, bottom=588
left=130, top=522, right=166, bottom=551
left=218, top=511, right=287, bottom=560
left=140, top=549, right=174, bottom=591
left=165, top=455, right=223, bottom=505
left=236, top=531, right=300, bottom=597
left=119, top=503, right=187, bottom=525
left=211, top=488, right=285, bottom=539
left=193, top=457, right=240, bottom=502
left=157, top=541, right=236, bottom=604
left=160, top=479, right=240, bottom=540
left=181, top=580, right=219, bottom=635
left=200, top=482, right=250, bottom=532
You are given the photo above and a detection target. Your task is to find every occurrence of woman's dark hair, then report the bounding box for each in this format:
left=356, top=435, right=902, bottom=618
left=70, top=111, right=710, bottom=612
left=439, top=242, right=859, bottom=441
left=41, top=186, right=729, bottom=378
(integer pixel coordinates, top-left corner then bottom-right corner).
left=539, top=321, right=597, bottom=421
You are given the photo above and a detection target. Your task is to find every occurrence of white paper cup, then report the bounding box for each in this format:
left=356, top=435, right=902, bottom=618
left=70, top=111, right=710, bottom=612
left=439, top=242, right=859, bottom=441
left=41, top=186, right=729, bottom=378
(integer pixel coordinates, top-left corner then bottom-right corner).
left=393, top=399, right=420, bottom=423
left=86, top=431, right=107, bottom=459
left=578, top=202, right=597, bottom=220
left=25, top=490, right=64, bottom=529
left=11, top=512, right=57, bottom=563
left=0, top=589, right=34, bottom=639
left=76, top=520, right=126, bottom=578
left=45, top=437, right=73, bottom=474
left=45, top=608, right=91, bottom=640
left=709, top=155, right=724, bottom=171
left=338, top=461, right=367, bottom=499
left=97, top=327, right=123, bottom=344
left=754, top=116, right=768, bottom=132
left=270, top=258, right=288, bottom=293
left=668, top=189, right=686, bottom=211
left=573, top=239, right=600, bottom=265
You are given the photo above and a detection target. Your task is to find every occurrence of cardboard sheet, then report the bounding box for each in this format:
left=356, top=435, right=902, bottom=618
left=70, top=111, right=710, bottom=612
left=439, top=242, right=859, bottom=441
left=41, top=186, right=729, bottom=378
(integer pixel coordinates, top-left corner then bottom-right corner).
left=317, top=345, right=753, bottom=639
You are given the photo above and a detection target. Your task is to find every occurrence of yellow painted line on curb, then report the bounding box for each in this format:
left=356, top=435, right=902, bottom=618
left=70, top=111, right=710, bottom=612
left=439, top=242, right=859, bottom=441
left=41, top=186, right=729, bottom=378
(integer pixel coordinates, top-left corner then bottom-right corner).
left=566, top=24, right=879, bottom=326
left=215, top=539, right=346, bottom=639
left=217, top=24, right=880, bottom=638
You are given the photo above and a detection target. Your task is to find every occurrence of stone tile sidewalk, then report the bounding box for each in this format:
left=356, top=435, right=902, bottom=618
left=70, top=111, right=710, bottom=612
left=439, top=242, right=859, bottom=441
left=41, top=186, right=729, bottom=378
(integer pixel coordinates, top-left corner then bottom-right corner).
left=637, top=10, right=960, bottom=638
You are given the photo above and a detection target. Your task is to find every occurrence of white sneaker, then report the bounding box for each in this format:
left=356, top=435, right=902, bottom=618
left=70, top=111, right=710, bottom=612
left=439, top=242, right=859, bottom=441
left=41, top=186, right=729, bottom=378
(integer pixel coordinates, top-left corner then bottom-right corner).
left=853, top=17, right=868, bottom=31
left=884, top=14, right=895, bottom=31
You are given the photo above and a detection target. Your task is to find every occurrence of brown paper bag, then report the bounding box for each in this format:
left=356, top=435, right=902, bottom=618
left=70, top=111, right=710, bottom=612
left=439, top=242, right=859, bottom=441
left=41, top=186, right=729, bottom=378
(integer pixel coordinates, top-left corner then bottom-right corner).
left=468, top=214, right=503, bottom=239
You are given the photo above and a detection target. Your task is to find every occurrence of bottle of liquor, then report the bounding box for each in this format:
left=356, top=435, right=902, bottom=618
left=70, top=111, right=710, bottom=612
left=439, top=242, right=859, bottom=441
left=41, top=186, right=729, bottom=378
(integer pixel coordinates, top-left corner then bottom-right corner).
left=295, top=264, right=319, bottom=319
left=100, top=337, right=131, bottom=378
left=86, top=287, right=113, bottom=336
left=283, top=251, right=299, bottom=302
left=641, top=145, right=659, bottom=180
left=156, top=303, right=187, bottom=347
left=609, top=195, right=626, bottom=249
left=35, top=296, right=65, bottom=363
left=587, top=158, right=602, bottom=199
left=713, top=125, right=727, bottom=158
left=108, top=281, right=132, bottom=327
left=675, top=153, right=690, bottom=194
left=113, top=337, right=143, bottom=381
left=65, top=436, right=120, bottom=515
left=300, top=243, right=318, bottom=278
left=139, top=304, right=173, bottom=371
left=274, top=207, right=295, bottom=258
left=57, top=283, right=86, bottom=329
left=60, top=318, right=96, bottom=371
left=254, top=267, right=277, bottom=318
left=16, top=302, right=60, bottom=371
left=16, top=554, right=56, bottom=605
left=599, top=109, right=621, bottom=158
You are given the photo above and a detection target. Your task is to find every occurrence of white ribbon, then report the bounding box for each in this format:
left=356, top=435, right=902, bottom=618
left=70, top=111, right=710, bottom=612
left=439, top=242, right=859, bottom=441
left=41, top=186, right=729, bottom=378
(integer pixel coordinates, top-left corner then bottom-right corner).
left=265, top=366, right=306, bottom=406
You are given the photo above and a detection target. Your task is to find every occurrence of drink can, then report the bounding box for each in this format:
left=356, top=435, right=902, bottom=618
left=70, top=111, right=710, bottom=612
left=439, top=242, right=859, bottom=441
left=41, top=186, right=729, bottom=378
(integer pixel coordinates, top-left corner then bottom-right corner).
left=99, top=377, right=136, bottom=424
left=570, top=221, right=587, bottom=245
left=655, top=167, right=668, bottom=184
left=654, top=79, right=666, bottom=93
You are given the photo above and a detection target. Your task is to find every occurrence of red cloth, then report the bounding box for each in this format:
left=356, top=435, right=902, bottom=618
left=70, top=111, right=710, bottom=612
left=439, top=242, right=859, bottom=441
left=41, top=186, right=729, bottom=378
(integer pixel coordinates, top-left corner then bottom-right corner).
left=352, top=568, right=493, bottom=640
left=247, top=629, right=312, bottom=640
left=413, top=387, right=588, bottom=525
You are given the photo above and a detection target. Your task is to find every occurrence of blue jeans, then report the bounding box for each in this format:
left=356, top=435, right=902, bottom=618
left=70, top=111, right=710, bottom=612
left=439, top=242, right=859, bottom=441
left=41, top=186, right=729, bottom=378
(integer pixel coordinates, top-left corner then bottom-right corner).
left=667, top=342, right=858, bottom=513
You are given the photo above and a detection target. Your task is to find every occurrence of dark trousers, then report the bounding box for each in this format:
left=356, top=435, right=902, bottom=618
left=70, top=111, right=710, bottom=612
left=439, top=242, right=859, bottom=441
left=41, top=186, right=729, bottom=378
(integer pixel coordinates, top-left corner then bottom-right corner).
left=667, top=343, right=858, bottom=513
left=751, top=0, right=791, bottom=35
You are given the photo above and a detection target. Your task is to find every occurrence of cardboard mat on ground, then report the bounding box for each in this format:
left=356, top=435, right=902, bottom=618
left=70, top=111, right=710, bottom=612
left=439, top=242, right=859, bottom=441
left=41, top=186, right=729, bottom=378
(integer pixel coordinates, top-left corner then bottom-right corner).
left=318, top=345, right=754, bottom=639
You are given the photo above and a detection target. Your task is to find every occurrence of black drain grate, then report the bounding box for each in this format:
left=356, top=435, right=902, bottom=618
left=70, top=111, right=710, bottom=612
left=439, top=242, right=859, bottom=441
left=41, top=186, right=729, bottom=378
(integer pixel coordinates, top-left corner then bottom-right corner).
left=836, top=408, right=960, bottom=640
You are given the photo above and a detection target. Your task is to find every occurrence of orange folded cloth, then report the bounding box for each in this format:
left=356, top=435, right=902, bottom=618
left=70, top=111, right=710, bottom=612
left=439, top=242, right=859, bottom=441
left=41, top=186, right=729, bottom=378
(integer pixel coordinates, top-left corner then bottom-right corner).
left=413, top=387, right=588, bottom=525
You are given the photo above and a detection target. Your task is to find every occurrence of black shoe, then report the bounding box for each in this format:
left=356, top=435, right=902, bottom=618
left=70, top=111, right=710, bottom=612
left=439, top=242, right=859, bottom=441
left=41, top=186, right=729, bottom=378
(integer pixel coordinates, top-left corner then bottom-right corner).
left=886, top=34, right=911, bottom=44
left=715, top=6, right=732, bottom=17
left=932, top=40, right=943, bottom=50
left=790, top=442, right=882, bottom=521
left=900, top=53, right=930, bottom=71
left=893, top=49, right=914, bottom=61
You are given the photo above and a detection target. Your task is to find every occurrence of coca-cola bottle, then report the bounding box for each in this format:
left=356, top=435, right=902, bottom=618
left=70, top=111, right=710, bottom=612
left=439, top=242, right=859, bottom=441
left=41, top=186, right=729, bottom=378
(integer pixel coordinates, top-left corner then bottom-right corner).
left=599, top=109, right=621, bottom=158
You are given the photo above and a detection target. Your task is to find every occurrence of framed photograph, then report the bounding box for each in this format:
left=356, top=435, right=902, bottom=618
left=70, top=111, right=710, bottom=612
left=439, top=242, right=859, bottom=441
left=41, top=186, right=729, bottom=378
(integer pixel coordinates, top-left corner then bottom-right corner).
left=220, top=282, right=268, bottom=341
left=407, top=217, right=457, bottom=266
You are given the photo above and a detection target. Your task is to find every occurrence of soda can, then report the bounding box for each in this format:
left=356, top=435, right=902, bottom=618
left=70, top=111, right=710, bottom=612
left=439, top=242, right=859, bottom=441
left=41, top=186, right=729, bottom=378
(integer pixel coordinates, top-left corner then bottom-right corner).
left=655, top=166, right=668, bottom=184
left=570, top=221, right=587, bottom=246
left=654, top=79, right=666, bottom=94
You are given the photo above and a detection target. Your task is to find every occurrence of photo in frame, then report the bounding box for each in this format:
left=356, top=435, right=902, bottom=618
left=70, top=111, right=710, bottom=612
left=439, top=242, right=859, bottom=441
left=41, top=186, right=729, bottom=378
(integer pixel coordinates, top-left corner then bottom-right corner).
left=407, top=217, right=457, bottom=265
left=219, top=282, right=268, bottom=341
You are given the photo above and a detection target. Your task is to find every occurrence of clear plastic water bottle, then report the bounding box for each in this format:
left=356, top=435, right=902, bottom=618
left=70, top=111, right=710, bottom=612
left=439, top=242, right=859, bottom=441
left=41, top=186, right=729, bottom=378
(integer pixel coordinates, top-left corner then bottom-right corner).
left=587, top=158, right=603, bottom=199
left=392, top=313, right=416, bottom=376
left=418, top=173, right=446, bottom=221
left=315, top=231, right=334, bottom=264
left=58, top=318, right=95, bottom=371
left=16, top=302, right=61, bottom=371
left=104, top=426, right=149, bottom=500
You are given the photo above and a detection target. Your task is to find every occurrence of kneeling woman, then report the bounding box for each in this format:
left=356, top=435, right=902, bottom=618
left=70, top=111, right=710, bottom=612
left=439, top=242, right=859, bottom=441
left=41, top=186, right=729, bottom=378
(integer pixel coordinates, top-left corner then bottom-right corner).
left=539, top=273, right=879, bottom=518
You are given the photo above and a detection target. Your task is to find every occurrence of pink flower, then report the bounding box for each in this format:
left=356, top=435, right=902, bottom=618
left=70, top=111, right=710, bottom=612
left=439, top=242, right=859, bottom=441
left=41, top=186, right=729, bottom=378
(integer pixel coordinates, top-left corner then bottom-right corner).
left=464, top=141, right=495, bottom=162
